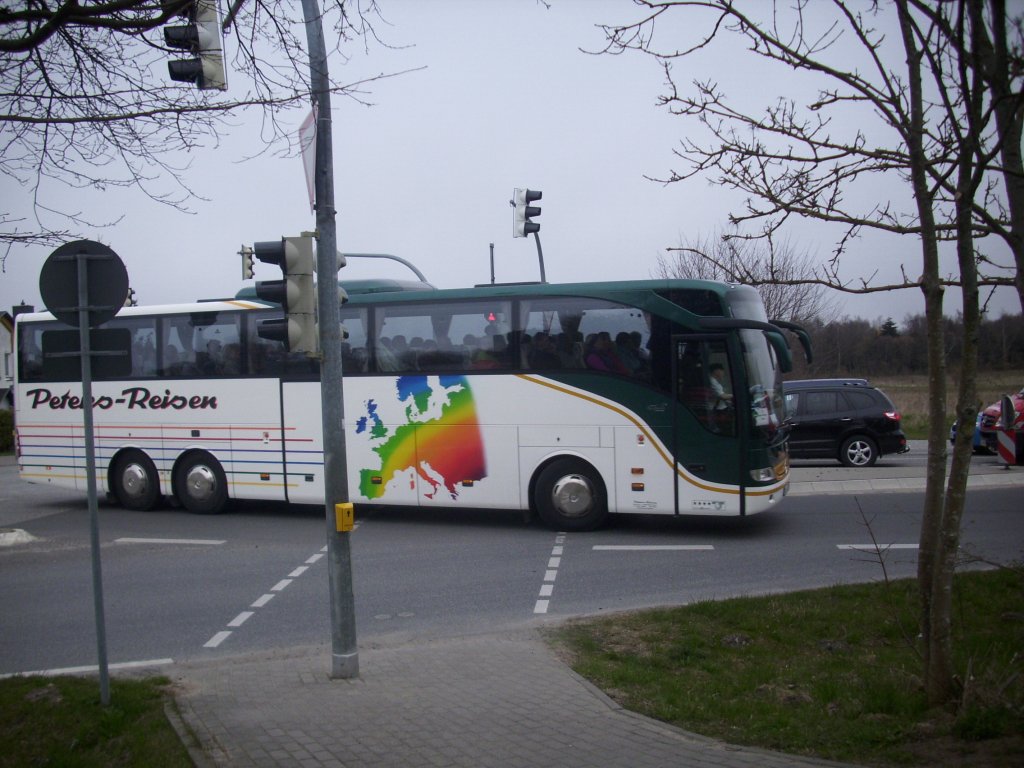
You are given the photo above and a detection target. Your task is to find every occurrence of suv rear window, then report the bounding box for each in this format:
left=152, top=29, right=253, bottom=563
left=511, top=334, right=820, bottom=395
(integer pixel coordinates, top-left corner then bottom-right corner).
left=844, top=390, right=876, bottom=410
left=803, top=391, right=837, bottom=416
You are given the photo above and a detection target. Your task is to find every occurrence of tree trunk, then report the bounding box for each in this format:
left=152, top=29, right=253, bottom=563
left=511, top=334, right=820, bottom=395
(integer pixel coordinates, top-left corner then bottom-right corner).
left=895, top=0, right=949, bottom=700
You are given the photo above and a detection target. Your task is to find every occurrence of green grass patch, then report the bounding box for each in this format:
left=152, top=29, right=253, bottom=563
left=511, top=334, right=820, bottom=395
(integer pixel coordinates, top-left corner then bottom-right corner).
left=550, top=569, right=1024, bottom=767
left=0, top=675, right=192, bottom=768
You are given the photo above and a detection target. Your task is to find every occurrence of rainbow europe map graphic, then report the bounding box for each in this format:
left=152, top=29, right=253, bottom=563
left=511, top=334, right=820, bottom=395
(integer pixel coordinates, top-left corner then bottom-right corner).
left=354, top=375, right=487, bottom=500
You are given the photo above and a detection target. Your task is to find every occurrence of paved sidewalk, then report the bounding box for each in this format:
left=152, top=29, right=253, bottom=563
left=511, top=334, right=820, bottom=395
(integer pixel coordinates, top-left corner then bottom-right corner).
left=172, top=630, right=857, bottom=768
left=788, top=465, right=1024, bottom=496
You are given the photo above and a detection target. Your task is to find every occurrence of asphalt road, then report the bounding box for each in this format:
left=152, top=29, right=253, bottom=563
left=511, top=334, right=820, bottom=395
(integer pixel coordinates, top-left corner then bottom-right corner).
left=2, top=445, right=1022, bottom=677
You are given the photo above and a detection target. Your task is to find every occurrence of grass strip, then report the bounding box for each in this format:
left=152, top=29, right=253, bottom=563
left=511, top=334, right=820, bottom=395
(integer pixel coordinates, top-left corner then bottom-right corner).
left=0, top=675, right=192, bottom=768
left=550, top=569, right=1023, bottom=767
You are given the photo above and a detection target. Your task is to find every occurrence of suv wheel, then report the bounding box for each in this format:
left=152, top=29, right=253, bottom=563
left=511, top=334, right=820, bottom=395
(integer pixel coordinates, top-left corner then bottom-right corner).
left=840, top=435, right=878, bottom=467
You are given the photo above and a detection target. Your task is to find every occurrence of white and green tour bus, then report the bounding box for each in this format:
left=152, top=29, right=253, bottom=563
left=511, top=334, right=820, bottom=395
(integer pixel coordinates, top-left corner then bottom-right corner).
left=13, top=278, right=809, bottom=530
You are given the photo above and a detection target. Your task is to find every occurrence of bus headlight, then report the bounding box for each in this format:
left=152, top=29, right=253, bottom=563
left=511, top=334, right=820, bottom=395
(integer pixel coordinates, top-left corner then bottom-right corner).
left=749, top=467, right=775, bottom=482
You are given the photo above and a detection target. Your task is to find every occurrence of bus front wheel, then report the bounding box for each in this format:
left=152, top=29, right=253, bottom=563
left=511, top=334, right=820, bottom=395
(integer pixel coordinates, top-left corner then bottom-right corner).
left=111, top=450, right=160, bottom=511
left=534, top=458, right=608, bottom=532
left=174, top=452, right=228, bottom=515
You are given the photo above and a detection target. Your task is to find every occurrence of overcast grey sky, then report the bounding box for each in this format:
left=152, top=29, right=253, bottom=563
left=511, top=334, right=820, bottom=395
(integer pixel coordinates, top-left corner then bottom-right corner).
left=1, top=0, right=1019, bottom=323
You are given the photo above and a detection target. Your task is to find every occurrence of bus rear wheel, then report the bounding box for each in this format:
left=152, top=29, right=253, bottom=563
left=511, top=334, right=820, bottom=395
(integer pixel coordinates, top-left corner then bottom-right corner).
left=112, top=450, right=160, bottom=511
left=534, top=458, right=608, bottom=532
left=174, top=451, right=228, bottom=515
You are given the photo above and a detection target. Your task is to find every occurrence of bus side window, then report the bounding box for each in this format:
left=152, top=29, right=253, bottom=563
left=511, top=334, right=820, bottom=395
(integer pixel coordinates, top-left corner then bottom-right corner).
left=521, top=298, right=648, bottom=378
left=374, top=310, right=430, bottom=373
left=246, top=313, right=284, bottom=377
left=104, top=317, right=157, bottom=378
left=340, top=307, right=368, bottom=374
left=16, top=325, right=46, bottom=382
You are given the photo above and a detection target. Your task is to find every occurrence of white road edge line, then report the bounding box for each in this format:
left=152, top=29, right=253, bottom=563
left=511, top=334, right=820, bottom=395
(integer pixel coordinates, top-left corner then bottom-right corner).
left=0, top=658, right=174, bottom=679
left=837, top=544, right=919, bottom=550
left=115, top=537, right=226, bottom=545
left=592, top=545, right=715, bottom=551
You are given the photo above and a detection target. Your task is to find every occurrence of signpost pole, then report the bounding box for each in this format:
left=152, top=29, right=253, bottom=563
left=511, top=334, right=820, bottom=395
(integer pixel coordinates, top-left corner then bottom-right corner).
left=76, top=253, right=111, bottom=706
left=39, top=239, right=127, bottom=707
left=301, top=0, right=358, bottom=679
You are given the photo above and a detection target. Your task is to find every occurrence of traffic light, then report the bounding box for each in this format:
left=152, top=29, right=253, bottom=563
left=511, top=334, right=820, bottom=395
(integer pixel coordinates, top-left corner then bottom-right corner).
left=164, top=0, right=227, bottom=91
left=512, top=188, right=542, bottom=237
left=254, top=235, right=318, bottom=353
left=240, top=245, right=254, bottom=279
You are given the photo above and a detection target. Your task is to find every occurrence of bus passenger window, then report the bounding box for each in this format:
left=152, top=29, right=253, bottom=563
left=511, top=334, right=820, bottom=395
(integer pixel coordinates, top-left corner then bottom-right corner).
left=520, top=297, right=648, bottom=378
left=340, top=307, right=369, bottom=374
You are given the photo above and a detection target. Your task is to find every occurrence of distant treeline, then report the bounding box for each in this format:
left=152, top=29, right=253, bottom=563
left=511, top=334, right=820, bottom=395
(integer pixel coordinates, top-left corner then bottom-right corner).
left=789, top=313, right=1024, bottom=377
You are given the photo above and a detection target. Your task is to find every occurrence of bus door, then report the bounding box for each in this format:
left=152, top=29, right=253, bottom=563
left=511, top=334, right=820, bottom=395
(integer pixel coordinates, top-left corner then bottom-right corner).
left=671, top=334, right=745, bottom=514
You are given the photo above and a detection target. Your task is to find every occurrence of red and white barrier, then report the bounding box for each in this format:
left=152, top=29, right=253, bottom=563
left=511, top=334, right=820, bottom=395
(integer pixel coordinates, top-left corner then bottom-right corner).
left=997, top=428, right=1017, bottom=466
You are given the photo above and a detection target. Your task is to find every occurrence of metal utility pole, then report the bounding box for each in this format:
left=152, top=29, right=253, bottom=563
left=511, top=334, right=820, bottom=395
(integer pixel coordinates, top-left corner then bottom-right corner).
left=300, top=0, right=358, bottom=679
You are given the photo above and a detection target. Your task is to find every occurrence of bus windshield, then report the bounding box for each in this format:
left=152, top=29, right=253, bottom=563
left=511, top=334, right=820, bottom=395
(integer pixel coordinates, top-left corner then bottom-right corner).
left=713, top=286, right=784, bottom=444
left=739, top=328, right=784, bottom=441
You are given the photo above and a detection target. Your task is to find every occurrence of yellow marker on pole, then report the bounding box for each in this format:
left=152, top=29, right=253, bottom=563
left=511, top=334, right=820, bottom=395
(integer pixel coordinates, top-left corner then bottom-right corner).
left=335, top=502, right=354, bottom=532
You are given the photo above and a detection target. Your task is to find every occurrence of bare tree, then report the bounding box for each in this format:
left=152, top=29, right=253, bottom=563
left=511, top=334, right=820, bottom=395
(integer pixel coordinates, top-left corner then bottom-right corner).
left=655, top=231, right=837, bottom=323
left=599, top=0, right=1022, bottom=706
left=0, top=0, right=408, bottom=264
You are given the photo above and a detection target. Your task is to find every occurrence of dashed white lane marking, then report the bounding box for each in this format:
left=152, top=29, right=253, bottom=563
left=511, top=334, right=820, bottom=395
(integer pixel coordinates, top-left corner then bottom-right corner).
left=201, top=533, right=353, bottom=650
left=0, top=658, right=173, bottom=679
left=535, top=533, right=566, bottom=614
left=115, top=537, right=226, bottom=545
left=204, top=631, right=232, bottom=649
left=592, top=545, right=715, bottom=551
left=837, top=544, right=919, bottom=551
left=227, top=611, right=254, bottom=627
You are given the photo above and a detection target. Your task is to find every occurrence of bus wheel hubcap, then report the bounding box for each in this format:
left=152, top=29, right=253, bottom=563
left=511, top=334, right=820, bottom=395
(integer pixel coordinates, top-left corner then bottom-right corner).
left=551, top=474, right=592, bottom=518
left=186, top=466, right=216, bottom=501
left=122, top=464, right=149, bottom=498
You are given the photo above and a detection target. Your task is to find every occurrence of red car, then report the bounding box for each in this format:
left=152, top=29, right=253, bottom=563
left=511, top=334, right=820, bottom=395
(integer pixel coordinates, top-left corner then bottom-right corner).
left=978, top=387, right=1024, bottom=453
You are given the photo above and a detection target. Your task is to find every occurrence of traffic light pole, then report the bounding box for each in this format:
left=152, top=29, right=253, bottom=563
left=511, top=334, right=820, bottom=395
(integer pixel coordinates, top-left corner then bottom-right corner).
left=533, top=232, right=546, bottom=283
left=301, top=0, right=358, bottom=679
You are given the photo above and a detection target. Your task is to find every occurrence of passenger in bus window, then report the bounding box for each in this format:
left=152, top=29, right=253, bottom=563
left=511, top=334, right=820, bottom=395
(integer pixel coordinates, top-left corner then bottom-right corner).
left=585, top=332, right=629, bottom=375
left=471, top=334, right=506, bottom=369
left=709, top=363, right=733, bottom=410
left=376, top=337, right=402, bottom=372
left=528, top=331, right=562, bottom=369
left=615, top=331, right=646, bottom=376
left=163, top=346, right=182, bottom=376
left=557, top=332, right=584, bottom=368
left=222, top=343, right=241, bottom=376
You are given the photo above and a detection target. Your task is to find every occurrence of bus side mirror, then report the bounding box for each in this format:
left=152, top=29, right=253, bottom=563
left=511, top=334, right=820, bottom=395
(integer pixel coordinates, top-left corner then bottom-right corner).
left=765, top=330, right=793, bottom=373
left=769, top=319, right=813, bottom=365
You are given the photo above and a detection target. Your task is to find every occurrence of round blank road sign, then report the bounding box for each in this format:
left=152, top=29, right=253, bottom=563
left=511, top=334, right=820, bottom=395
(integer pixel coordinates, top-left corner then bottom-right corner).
left=39, top=240, right=129, bottom=329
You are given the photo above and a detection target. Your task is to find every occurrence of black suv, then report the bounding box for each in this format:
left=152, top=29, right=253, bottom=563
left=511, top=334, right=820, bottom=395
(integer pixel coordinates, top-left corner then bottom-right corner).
left=782, top=379, right=908, bottom=467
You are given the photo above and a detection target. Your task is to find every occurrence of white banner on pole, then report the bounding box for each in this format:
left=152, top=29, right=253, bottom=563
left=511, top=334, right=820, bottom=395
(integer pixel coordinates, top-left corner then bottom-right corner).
left=299, top=107, right=318, bottom=214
